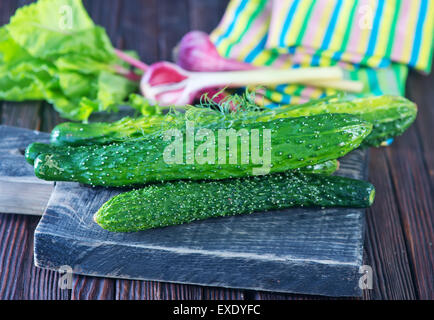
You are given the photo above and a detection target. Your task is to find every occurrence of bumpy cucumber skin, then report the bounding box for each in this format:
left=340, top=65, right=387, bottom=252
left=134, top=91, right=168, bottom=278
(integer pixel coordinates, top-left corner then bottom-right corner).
left=94, top=171, right=376, bottom=232
left=51, top=96, right=416, bottom=149
left=50, top=115, right=172, bottom=146
left=27, top=141, right=337, bottom=175
left=28, top=145, right=337, bottom=174
left=25, top=143, right=57, bottom=165
left=50, top=122, right=117, bottom=147
left=272, top=95, right=417, bottom=147
left=33, top=114, right=372, bottom=187
left=298, top=159, right=339, bottom=175
left=50, top=108, right=229, bottom=147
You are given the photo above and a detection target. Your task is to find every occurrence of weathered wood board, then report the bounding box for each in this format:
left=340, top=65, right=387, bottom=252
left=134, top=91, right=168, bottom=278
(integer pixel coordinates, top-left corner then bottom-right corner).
left=0, top=125, right=370, bottom=297
left=0, top=125, right=53, bottom=215
left=29, top=129, right=369, bottom=297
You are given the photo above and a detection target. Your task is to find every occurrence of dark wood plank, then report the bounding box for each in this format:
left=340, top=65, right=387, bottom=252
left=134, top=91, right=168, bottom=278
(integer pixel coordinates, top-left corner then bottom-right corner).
left=17, top=0, right=36, bottom=7
left=0, top=101, right=70, bottom=300
left=0, top=213, right=34, bottom=299
left=0, top=213, right=70, bottom=299
left=116, top=279, right=225, bottom=300
left=159, top=283, right=204, bottom=300
left=1, top=102, right=42, bottom=131
left=251, top=290, right=341, bottom=300
left=158, top=0, right=191, bottom=61
left=384, top=127, right=433, bottom=300
left=202, top=286, right=245, bottom=300
left=71, top=275, right=115, bottom=300
left=116, top=280, right=161, bottom=300
left=83, top=0, right=122, bottom=46
left=188, top=0, right=230, bottom=33
left=40, top=103, right=67, bottom=133
left=116, top=277, right=244, bottom=300
left=0, top=0, right=20, bottom=25
left=362, top=148, right=417, bottom=299
left=0, top=126, right=53, bottom=215
left=384, top=64, right=434, bottom=300
left=24, top=262, right=70, bottom=300
left=34, top=150, right=369, bottom=297
left=116, top=277, right=245, bottom=300
left=118, top=0, right=160, bottom=63
left=406, top=69, right=434, bottom=190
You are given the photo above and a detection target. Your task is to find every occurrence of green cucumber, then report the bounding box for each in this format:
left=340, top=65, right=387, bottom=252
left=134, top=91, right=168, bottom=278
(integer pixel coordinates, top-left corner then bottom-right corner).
left=26, top=142, right=338, bottom=175
left=271, top=95, right=417, bottom=147
left=297, top=159, right=339, bottom=175
left=33, top=114, right=372, bottom=187
left=50, top=115, right=172, bottom=146
left=50, top=95, right=416, bottom=148
left=94, top=171, right=376, bottom=232
left=50, top=107, right=220, bottom=146
left=25, top=142, right=58, bottom=165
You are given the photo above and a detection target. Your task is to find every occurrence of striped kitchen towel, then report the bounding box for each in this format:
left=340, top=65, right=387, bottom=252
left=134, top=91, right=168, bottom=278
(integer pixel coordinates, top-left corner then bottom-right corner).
left=267, top=0, right=434, bottom=72
left=210, top=0, right=433, bottom=106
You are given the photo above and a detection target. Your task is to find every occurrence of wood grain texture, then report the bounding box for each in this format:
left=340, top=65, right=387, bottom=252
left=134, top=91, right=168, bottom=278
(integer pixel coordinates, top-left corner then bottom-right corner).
left=384, top=118, right=433, bottom=299
left=117, top=0, right=160, bottom=63
left=402, top=70, right=434, bottom=300
left=0, top=0, right=432, bottom=300
left=157, top=0, right=191, bottom=61
left=0, top=180, right=52, bottom=216
left=115, top=274, right=245, bottom=300
left=0, top=213, right=71, bottom=299
left=362, top=148, right=417, bottom=299
left=188, top=0, right=231, bottom=33
left=34, top=149, right=369, bottom=297
left=83, top=0, right=122, bottom=46
left=1, top=102, right=42, bottom=131
left=0, top=126, right=53, bottom=215
left=0, top=101, right=69, bottom=300
left=71, top=275, right=115, bottom=300
left=0, top=0, right=19, bottom=25
left=40, top=103, right=67, bottom=133
left=406, top=71, right=434, bottom=189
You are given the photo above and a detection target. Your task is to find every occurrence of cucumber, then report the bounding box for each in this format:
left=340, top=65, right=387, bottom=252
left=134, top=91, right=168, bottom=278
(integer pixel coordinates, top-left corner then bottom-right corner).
left=26, top=140, right=338, bottom=175
left=270, top=95, right=417, bottom=147
left=50, top=108, right=219, bottom=146
left=94, top=171, right=376, bottom=232
left=297, top=159, right=339, bottom=175
left=50, top=95, right=416, bottom=148
left=25, top=142, right=55, bottom=165
left=33, top=114, right=372, bottom=187
left=50, top=115, right=172, bottom=146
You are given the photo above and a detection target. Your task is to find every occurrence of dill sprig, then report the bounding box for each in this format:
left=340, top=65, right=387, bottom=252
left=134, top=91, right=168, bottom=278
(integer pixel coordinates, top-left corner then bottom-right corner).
left=196, top=88, right=265, bottom=114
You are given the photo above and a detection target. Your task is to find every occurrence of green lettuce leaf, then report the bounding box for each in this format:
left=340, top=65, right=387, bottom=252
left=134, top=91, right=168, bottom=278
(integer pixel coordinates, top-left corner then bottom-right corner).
left=6, top=0, right=114, bottom=62
left=97, top=72, right=138, bottom=109
left=0, top=0, right=138, bottom=121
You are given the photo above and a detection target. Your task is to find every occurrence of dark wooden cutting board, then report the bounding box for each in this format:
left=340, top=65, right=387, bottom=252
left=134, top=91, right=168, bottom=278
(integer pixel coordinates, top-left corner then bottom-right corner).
left=0, top=125, right=53, bottom=215
left=0, top=125, right=370, bottom=297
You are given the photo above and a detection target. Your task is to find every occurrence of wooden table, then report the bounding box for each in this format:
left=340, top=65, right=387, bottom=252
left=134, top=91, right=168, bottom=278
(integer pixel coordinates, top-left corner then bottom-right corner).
left=0, top=0, right=432, bottom=300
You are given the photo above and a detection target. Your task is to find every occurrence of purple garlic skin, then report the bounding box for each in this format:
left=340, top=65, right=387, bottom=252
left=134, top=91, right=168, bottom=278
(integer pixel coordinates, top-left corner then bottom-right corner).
left=176, top=31, right=255, bottom=72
